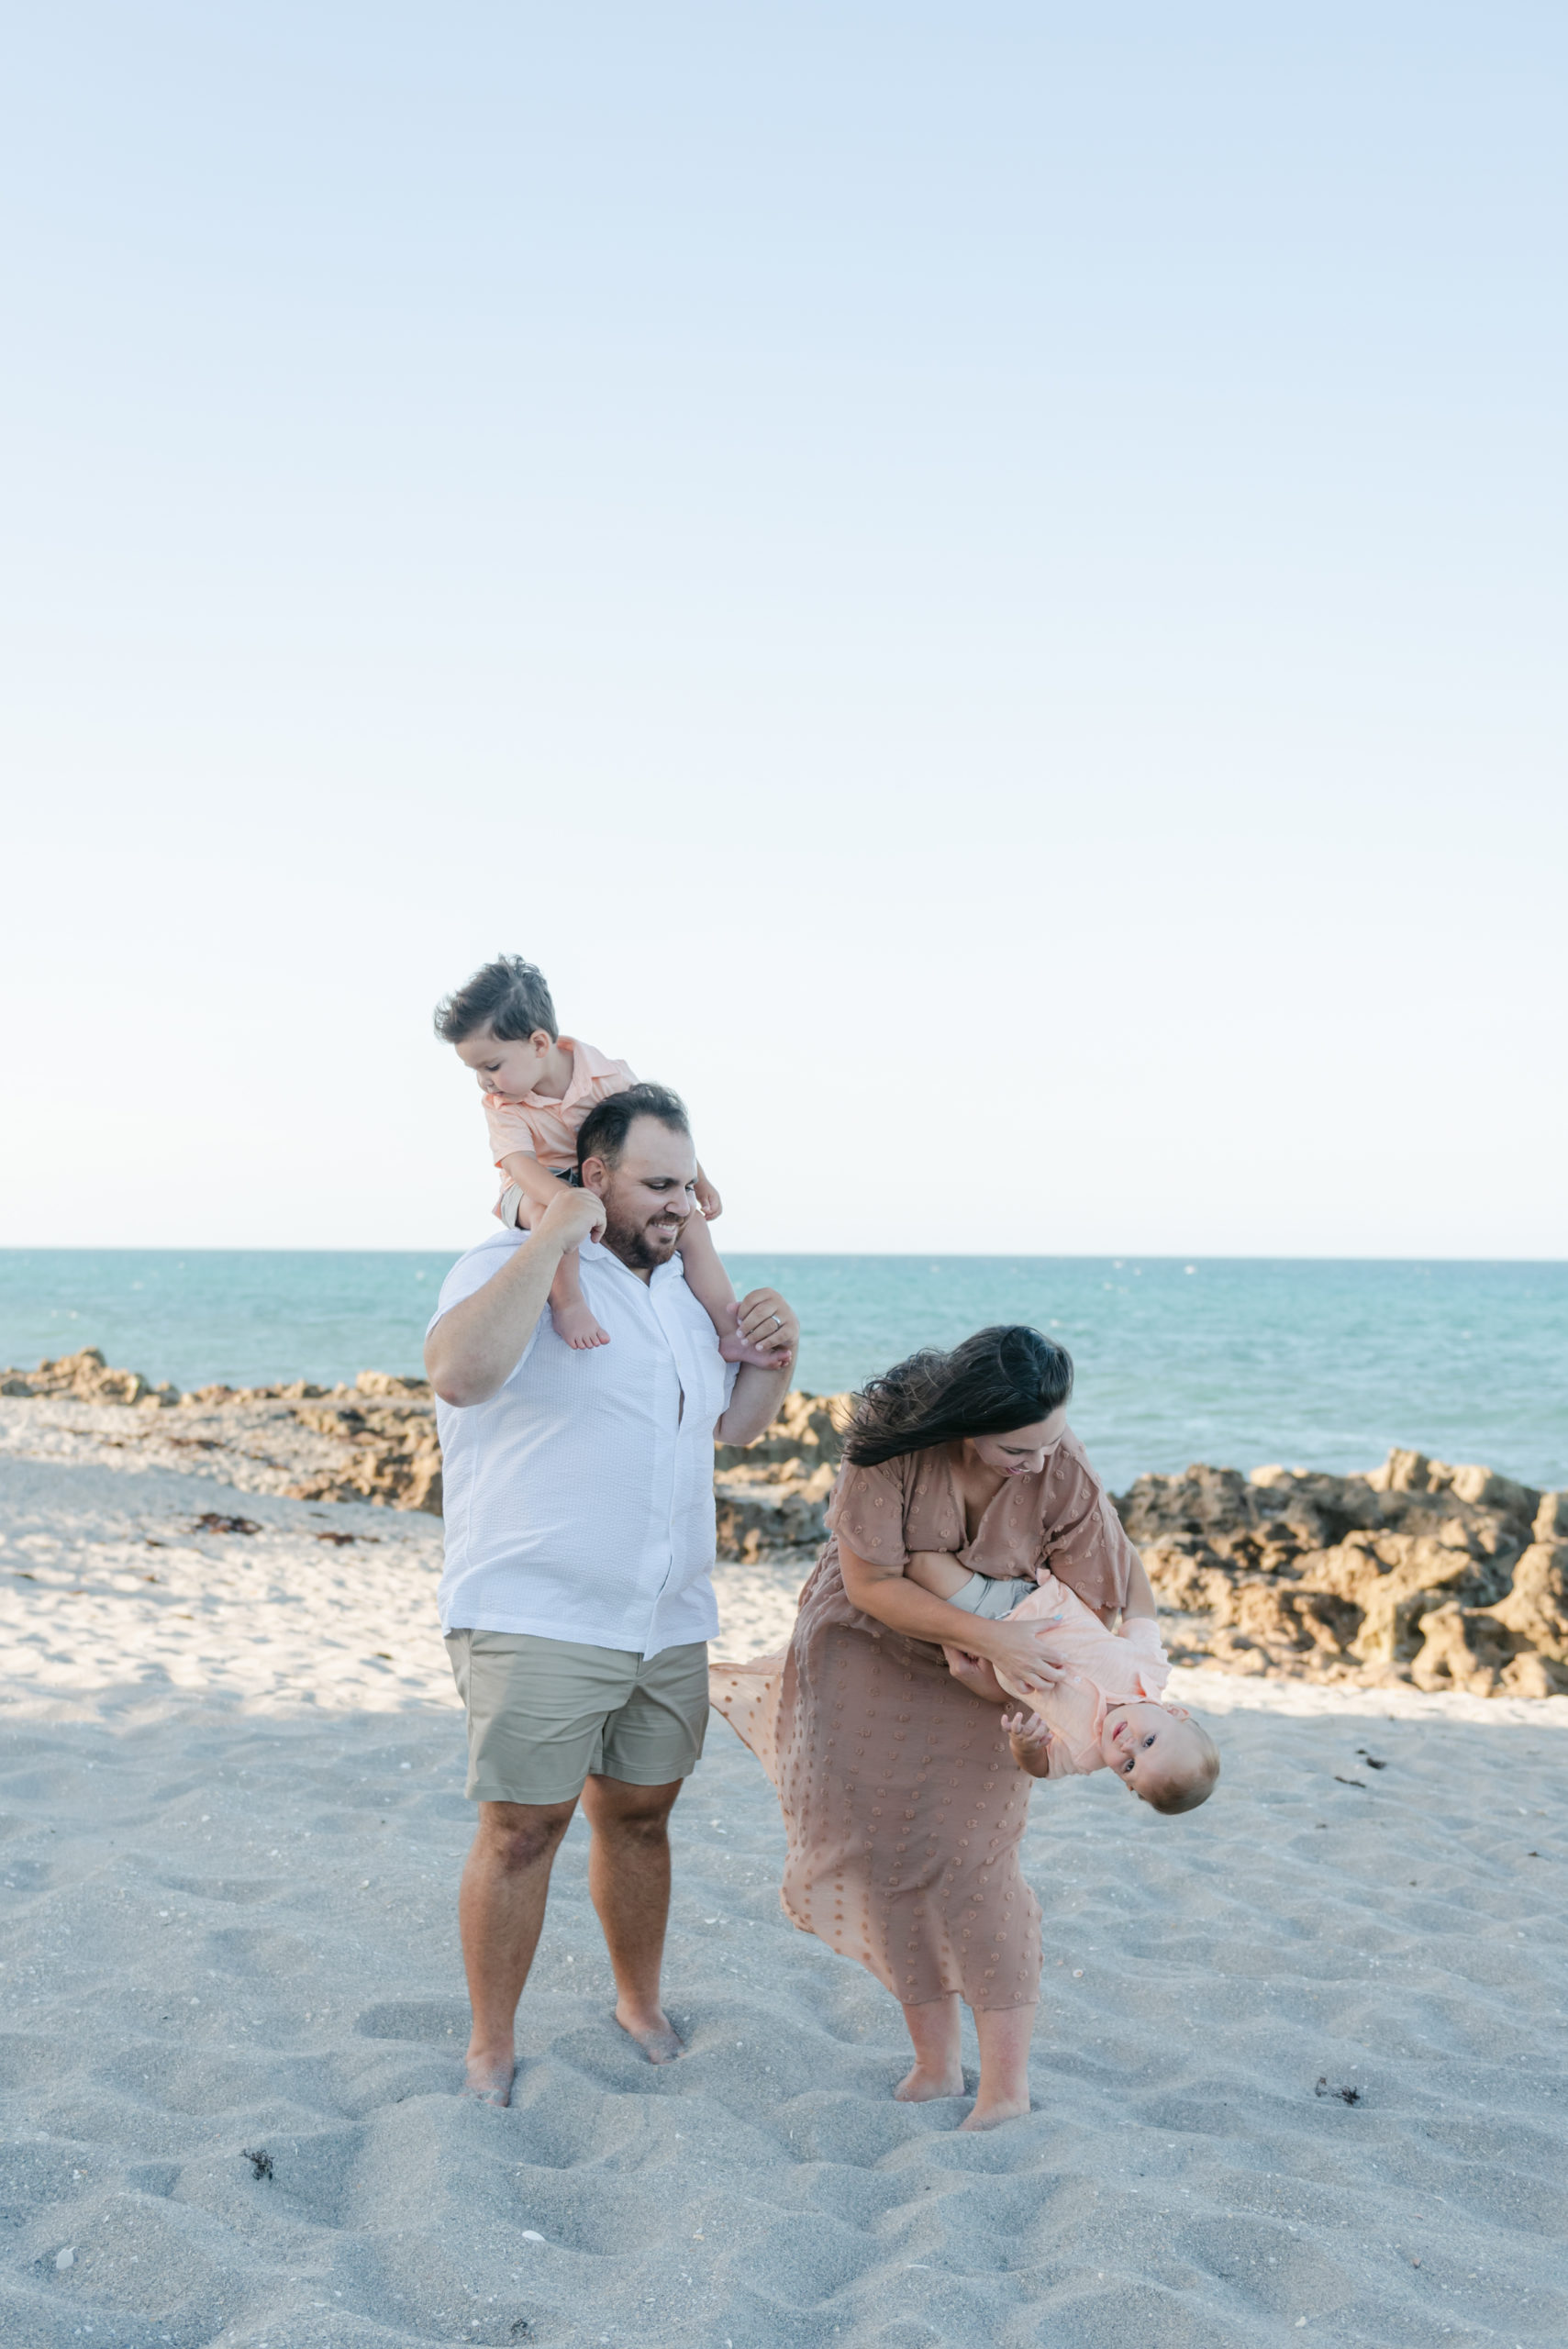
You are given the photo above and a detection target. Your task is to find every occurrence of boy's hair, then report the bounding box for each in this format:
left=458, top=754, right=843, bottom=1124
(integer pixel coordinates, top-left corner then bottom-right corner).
left=577, top=1084, right=691, bottom=1173
left=1148, top=1724, right=1220, bottom=1816
left=433, top=956, right=558, bottom=1046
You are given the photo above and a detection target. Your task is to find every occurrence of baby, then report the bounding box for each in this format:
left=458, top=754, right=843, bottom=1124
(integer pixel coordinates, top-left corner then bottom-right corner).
left=433, top=954, right=786, bottom=1364
left=906, top=1551, right=1219, bottom=1813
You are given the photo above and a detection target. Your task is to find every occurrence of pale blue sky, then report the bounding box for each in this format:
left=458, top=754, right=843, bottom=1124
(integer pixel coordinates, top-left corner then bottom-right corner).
left=3, top=5, right=1563, bottom=1252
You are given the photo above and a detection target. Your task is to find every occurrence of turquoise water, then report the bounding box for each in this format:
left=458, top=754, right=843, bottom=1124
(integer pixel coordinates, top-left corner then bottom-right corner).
left=1, top=1250, right=1563, bottom=1495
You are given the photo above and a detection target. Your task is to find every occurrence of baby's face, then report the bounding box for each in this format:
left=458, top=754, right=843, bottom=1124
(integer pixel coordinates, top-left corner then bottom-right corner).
left=1101, top=1701, right=1204, bottom=1803
left=455, top=1026, right=551, bottom=1099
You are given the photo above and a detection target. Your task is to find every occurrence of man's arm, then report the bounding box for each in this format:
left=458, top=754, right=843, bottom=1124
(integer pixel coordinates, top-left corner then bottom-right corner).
left=424, top=1187, right=605, bottom=1407
left=713, top=1286, right=799, bottom=1446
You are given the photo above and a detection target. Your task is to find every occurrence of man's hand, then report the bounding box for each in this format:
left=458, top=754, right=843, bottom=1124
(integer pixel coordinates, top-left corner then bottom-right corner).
left=536, top=1184, right=606, bottom=1250
left=734, top=1286, right=797, bottom=1367
left=694, top=1172, right=723, bottom=1220
left=713, top=1288, right=800, bottom=1447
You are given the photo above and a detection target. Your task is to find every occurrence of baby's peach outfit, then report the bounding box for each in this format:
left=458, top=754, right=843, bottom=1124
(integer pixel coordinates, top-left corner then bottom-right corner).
left=963, top=1569, right=1171, bottom=1776
left=482, top=1037, right=637, bottom=1174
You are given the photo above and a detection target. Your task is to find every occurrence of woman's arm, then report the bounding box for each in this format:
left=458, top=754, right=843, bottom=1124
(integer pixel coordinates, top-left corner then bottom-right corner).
left=838, top=1538, right=1068, bottom=1698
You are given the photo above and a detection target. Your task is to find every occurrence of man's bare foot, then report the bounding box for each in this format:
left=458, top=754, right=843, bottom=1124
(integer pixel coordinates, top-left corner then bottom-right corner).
left=462, top=2048, right=516, bottom=2106
left=552, top=1302, right=611, bottom=1351
left=959, top=2093, right=1030, bottom=2132
left=893, top=2061, right=964, bottom=2103
left=613, top=2000, right=685, bottom=2065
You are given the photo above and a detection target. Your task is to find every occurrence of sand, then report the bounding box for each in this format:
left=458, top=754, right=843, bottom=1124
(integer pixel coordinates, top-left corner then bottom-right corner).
left=3, top=1418, right=1566, bottom=2348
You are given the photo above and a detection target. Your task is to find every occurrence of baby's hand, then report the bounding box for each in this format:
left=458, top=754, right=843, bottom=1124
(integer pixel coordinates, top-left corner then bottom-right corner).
left=694, top=1174, right=722, bottom=1219
left=1002, top=1709, right=1055, bottom=1775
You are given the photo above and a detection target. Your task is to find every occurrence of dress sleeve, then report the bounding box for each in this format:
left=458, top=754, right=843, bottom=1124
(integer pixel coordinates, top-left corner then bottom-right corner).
left=827, top=1459, right=913, bottom=1568
left=1040, top=1441, right=1139, bottom=1617
left=484, top=1097, right=539, bottom=1163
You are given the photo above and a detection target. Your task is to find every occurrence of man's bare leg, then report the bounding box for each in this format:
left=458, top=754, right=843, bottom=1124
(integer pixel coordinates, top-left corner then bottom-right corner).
left=457, top=1797, right=576, bottom=2104
left=962, top=2001, right=1037, bottom=2130
left=580, top=1773, right=686, bottom=2063
left=895, top=1991, right=963, bottom=2100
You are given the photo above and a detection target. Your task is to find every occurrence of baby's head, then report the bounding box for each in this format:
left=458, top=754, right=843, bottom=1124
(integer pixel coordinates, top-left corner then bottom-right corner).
left=433, top=955, right=559, bottom=1097
left=1100, top=1700, right=1219, bottom=1814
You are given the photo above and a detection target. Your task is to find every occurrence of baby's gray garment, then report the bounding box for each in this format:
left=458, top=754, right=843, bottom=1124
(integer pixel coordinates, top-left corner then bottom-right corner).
left=945, top=1570, right=1040, bottom=1620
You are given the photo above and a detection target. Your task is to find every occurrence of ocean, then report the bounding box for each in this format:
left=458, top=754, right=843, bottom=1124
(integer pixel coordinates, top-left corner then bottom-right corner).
left=3, top=1249, right=1563, bottom=1496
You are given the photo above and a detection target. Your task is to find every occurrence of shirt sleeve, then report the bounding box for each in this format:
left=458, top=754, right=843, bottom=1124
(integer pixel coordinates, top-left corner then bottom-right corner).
left=483, top=1097, right=540, bottom=1163
left=1039, top=1442, right=1138, bottom=1617
left=1119, top=1613, right=1172, bottom=1699
left=827, top=1459, right=913, bottom=1568
left=426, top=1234, right=539, bottom=1353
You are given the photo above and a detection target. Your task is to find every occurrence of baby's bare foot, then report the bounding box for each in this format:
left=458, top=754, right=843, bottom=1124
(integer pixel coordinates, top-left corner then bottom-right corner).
left=718, top=1329, right=791, bottom=1367
left=893, top=2061, right=964, bottom=2103
left=552, top=1302, right=611, bottom=1351
left=461, top=2049, right=516, bottom=2106
left=614, top=2001, right=685, bottom=2065
left=959, top=2092, right=1030, bottom=2132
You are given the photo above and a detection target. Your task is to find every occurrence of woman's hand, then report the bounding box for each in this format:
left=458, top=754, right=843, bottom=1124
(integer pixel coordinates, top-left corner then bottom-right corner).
left=975, top=1617, right=1070, bottom=1697
left=941, top=1646, right=1008, bottom=1704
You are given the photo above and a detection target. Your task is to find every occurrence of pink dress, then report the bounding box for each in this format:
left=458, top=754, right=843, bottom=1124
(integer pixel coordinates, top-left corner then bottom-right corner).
left=710, top=1436, right=1142, bottom=2012
left=984, top=1571, right=1169, bottom=1774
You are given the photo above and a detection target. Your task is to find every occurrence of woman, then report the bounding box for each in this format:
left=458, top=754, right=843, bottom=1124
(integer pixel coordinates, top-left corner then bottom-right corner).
left=711, top=1325, right=1142, bottom=2130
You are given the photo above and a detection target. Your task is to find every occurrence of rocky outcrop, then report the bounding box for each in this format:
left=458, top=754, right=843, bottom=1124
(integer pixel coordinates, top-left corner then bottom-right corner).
left=0, top=1352, right=444, bottom=1515
left=1118, top=1450, right=1568, bottom=1696
left=6, top=1352, right=1564, bottom=1697
left=712, top=1390, right=851, bottom=1561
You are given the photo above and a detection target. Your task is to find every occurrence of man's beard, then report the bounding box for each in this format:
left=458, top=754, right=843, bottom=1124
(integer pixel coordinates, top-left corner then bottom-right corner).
left=601, top=1203, right=687, bottom=1272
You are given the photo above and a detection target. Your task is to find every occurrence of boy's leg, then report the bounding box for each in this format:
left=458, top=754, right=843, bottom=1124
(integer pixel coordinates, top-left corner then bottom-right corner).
left=548, top=1245, right=611, bottom=1351
left=905, top=1550, right=978, bottom=1602
left=675, top=1214, right=786, bottom=1365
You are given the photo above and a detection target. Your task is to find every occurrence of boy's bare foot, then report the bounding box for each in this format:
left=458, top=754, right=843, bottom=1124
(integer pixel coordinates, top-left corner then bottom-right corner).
left=551, top=1302, right=611, bottom=1351
left=613, top=1999, right=685, bottom=2065
left=718, top=1328, right=792, bottom=1368
left=893, top=2061, right=964, bottom=2103
left=960, top=2093, right=1030, bottom=2132
left=462, top=2048, right=517, bottom=2106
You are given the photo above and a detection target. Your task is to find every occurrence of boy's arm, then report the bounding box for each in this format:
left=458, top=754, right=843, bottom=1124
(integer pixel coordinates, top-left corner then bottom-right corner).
left=693, top=1163, right=722, bottom=1219
left=497, top=1151, right=569, bottom=1213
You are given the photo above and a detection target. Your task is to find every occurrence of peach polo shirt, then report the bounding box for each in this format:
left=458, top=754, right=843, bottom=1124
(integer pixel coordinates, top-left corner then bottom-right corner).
left=482, top=1038, right=637, bottom=1173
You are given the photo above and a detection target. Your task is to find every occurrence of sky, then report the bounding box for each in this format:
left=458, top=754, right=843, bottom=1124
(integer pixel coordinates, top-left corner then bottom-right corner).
left=2, top=3, right=1563, bottom=1256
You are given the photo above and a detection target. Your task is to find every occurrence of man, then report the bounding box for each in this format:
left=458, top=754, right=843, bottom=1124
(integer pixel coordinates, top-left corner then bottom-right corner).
left=425, top=1083, right=799, bottom=2104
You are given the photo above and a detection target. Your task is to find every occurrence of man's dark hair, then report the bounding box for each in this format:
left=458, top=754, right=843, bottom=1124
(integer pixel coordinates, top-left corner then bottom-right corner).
left=844, top=1325, right=1074, bottom=1466
left=576, top=1084, right=691, bottom=1173
left=432, top=956, right=558, bottom=1046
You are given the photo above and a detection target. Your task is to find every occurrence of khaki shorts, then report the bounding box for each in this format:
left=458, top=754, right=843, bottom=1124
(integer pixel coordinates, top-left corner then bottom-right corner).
left=445, top=1629, right=709, bottom=1807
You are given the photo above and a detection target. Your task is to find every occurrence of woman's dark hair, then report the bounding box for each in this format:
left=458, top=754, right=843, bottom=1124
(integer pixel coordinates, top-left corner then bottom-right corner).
left=843, top=1325, right=1073, bottom=1466
left=576, top=1082, right=691, bottom=1172
left=433, top=955, right=558, bottom=1046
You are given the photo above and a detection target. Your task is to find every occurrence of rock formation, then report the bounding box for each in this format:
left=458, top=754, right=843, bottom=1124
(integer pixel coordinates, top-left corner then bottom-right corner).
left=5, top=1351, right=1564, bottom=1696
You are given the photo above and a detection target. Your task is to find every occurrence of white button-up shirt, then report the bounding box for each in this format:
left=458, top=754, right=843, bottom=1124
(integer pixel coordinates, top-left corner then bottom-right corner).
left=430, top=1230, right=739, bottom=1656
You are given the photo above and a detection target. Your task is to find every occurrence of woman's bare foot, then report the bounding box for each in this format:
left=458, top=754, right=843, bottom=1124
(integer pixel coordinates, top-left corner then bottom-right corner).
left=894, top=2061, right=964, bottom=2103
left=959, top=2092, right=1030, bottom=2132
left=551, top=1301, right=611, bottom=1351
left=614, top=1999, right=685, bottom=2065
left=462, top=2047, right=517, bottom=2106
